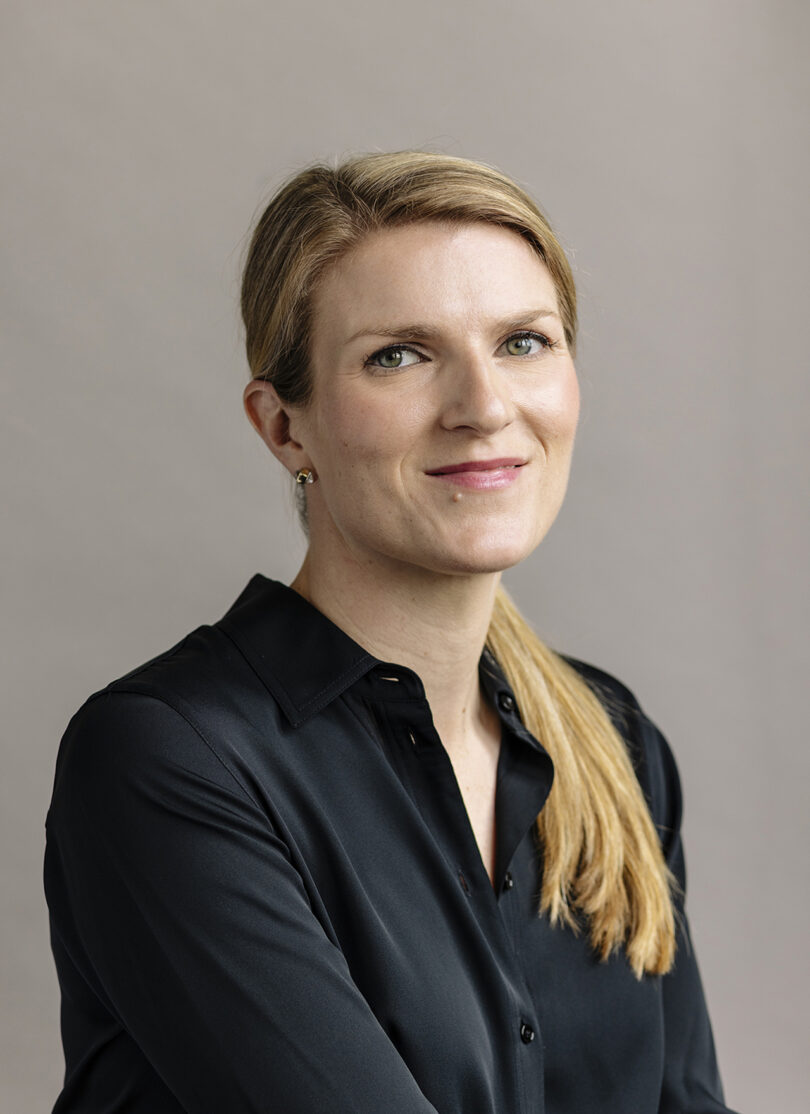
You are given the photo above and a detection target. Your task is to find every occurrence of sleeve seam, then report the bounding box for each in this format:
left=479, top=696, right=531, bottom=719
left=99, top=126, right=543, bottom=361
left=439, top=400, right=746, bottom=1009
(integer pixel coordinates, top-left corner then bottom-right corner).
left=91, top=687, right=266, bottom=815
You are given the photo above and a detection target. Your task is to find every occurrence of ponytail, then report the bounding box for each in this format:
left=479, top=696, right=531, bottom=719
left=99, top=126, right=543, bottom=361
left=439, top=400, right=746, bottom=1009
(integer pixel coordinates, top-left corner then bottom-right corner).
left=486, top=586, right=678, bottom=977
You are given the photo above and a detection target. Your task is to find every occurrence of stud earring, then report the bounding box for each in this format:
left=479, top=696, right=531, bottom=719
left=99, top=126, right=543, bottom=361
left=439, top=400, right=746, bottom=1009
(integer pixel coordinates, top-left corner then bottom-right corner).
left=294, top=468, right=316, bottom=485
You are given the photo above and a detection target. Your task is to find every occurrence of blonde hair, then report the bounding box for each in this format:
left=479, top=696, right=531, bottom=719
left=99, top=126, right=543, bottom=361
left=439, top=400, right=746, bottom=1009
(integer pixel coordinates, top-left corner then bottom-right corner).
left=241, top=150, right=677, bottom=976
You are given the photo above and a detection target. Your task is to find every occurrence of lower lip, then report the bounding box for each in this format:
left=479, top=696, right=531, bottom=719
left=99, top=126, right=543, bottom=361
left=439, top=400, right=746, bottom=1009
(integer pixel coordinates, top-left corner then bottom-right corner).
left=426, top=465, right=524, bottom=490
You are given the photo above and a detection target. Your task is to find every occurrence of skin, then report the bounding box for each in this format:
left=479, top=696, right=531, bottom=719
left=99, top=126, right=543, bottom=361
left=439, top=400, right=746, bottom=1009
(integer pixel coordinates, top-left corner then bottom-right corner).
left=244, top=221, right=580, bottom=884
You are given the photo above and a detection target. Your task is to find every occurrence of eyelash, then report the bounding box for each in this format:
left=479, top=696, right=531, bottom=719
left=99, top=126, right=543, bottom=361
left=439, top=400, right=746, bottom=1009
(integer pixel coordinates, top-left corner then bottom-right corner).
left=363, top=330, right=557, bottom=371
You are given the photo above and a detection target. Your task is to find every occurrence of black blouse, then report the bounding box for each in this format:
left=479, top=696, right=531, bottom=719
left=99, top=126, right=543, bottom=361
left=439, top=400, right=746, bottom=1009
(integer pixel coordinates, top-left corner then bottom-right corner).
left=44, top=574, right=737, bottom=1113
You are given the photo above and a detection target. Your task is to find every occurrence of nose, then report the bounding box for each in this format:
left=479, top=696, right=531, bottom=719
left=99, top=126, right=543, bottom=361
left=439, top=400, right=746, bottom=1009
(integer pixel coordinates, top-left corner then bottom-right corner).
left=438, top=350, right=515, bottom=435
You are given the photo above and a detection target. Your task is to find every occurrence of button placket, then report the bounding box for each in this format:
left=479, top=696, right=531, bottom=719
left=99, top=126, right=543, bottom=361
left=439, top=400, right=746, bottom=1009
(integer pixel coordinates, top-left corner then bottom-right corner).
left=498, top=692, right=515, bottom=713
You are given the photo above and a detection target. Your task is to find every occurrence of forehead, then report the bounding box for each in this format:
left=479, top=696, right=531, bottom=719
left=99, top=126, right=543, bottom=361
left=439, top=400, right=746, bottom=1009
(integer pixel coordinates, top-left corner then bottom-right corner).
left=309, top=222, right=559, bottom=344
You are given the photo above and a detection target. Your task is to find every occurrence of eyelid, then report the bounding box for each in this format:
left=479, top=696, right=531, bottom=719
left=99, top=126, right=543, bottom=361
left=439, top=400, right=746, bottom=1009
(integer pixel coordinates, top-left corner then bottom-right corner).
left=499, top=329, right=554, bottom=353
left=364, top=343, right=428, bottom=367
left=365, top=329, right=555, bottom=367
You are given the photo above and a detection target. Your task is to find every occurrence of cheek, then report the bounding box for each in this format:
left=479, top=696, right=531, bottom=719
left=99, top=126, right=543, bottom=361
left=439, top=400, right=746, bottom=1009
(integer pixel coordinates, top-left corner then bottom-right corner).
left=560, top=370, right=581, bottom=436
left=326, top=391, right=425, bottom=467
left=549, top=361, right=580, bottom=434
left=528, top=370, right=580, bottom=442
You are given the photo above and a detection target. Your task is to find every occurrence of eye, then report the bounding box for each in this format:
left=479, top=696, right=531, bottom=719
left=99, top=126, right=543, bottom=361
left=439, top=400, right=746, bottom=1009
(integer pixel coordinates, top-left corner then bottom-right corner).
left=501, top=331, right=554, bottom=357
left=365, top=345, right=424, bottom=371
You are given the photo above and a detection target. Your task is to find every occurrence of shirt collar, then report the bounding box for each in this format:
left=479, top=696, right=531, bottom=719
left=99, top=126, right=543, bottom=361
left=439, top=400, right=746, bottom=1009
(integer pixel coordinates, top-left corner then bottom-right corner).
left=217, top=575, right=378, bottom=728
left=216, top=574, right=527, bottom=733
left=218, top=575, right=554, bottom=884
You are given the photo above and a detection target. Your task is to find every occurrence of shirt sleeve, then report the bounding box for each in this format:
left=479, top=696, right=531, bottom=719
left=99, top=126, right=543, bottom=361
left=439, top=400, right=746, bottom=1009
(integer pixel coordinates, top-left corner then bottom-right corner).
left=637, top=712, right=742, bottom=1114
left=44, top=690, right=439, bottom=1114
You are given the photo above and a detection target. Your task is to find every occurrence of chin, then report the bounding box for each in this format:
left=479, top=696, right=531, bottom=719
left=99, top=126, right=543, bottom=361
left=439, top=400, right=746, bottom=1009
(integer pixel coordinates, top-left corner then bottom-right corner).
left=426, top=540, right=537, bottom=577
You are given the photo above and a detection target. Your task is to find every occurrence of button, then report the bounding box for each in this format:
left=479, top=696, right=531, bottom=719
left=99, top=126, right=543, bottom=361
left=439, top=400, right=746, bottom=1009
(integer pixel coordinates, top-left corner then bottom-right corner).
left=520, top=1021, right=535, bottom=1044
left=502, top=871, right=514, bottom=891
left=498, top=693, right=515, bottom=712
left=458, top=870, right=470, bottom=894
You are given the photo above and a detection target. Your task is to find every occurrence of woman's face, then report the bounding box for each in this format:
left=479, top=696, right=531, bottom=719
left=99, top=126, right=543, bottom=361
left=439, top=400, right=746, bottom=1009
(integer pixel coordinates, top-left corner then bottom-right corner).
left=285, top=221, right=580, bottom=580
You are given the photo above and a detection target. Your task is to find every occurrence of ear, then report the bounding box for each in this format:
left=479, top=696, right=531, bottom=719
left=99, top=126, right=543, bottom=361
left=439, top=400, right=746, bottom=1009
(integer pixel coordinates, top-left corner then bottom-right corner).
left=242, top=379, right=311, bottom=475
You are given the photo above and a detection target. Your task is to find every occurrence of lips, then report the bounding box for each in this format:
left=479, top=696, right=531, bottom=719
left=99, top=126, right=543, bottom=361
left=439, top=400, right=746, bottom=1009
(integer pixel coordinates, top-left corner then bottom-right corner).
left=425, top=458, right=526, bottom=491
left=425, top=458, right=525, bottom=475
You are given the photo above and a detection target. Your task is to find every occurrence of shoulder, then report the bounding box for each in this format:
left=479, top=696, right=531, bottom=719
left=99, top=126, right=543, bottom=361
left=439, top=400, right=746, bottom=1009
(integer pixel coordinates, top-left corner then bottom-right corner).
left=104, top=619, right=255, bottom=714
left=559, top=653, right=642, bottom=727
left=48, top=621, right=270, bottom=824
left=560, top=653, right=684, bottom=850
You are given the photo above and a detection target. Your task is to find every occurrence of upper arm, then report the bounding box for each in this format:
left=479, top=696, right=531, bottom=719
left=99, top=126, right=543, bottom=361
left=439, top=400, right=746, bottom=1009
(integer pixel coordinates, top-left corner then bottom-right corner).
left=562, top=657, right=738, bottom=1112
left=45, top=691, right=437, bottom=1114
left=633, top=706, right=739, bottom=1113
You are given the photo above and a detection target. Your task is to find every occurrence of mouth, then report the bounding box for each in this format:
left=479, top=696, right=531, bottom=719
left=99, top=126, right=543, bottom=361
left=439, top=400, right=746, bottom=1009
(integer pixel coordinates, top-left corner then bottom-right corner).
left=424, top=458, right=526, bottom=491
left=425, top=458, right=526, bottom=475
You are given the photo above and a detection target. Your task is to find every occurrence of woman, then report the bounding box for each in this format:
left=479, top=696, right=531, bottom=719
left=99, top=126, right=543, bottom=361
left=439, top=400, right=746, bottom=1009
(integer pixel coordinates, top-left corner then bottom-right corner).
left=45, top=151, right=737, bottom=1113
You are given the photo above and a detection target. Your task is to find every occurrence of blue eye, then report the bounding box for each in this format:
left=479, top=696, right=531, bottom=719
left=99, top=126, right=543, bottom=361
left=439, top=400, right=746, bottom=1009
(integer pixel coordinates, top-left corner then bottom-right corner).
left=502, top=332, right=553, bottom=357
left=366, top=345, right=424, bottom=371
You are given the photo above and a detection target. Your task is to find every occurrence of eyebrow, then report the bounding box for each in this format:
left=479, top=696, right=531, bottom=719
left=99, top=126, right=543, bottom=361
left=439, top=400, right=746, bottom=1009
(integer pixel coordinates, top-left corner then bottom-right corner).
left=345, top=308, right=562, bottom=346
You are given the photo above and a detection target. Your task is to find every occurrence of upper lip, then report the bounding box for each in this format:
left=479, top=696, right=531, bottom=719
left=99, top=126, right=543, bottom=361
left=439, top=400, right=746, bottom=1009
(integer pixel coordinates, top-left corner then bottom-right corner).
left=425, top=457, right=526, bottom=475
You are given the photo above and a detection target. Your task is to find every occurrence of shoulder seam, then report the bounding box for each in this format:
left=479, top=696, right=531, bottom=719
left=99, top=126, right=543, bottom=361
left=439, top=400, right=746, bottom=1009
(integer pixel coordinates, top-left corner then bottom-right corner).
left=88, top=688, right=265, bottom=814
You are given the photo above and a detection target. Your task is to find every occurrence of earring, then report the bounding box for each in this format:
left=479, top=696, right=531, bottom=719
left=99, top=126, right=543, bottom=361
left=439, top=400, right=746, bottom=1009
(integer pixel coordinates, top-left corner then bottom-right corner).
left=294, top=468, right=316, bottom=485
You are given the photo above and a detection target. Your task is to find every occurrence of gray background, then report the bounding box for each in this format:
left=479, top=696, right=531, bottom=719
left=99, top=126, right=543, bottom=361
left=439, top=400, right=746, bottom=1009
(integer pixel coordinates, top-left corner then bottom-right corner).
left=2, top=1, right=807, bottom=1110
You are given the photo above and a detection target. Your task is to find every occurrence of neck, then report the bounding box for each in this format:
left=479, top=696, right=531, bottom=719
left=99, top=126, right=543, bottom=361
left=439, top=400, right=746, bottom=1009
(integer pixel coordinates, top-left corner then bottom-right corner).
left=289, top=544, right=501, bottom=754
